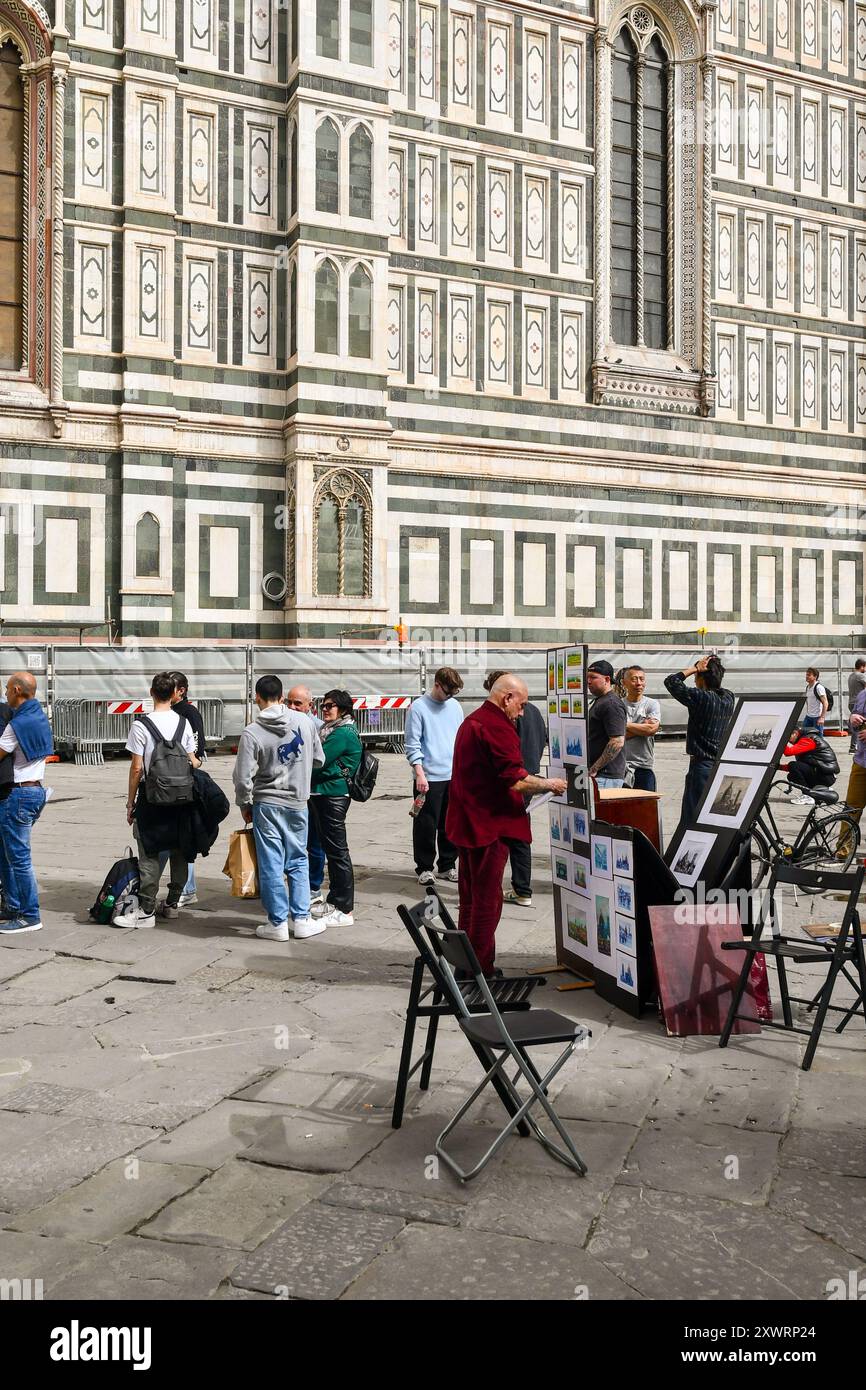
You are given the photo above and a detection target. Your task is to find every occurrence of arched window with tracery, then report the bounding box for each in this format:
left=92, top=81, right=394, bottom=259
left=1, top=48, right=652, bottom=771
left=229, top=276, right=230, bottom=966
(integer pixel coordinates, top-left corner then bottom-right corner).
left=313, top=470, right=371, bottom=598
left=134, top=512, right=161, bottom=579
left=315, top=259, right=339, bottom=354
left=315, top=118, right=339, bottom=214
left=348, top=124, right=372, bottom=218
left=348, top=263, right=372, bottom=357
left=0, top=40, right=23, bottom=371
left=593, top=2, right=713, bottom=415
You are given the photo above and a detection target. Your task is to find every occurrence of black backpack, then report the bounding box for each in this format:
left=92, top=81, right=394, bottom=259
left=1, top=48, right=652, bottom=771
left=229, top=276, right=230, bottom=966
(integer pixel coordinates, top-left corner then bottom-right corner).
left=816, top=684, right=835, bottom=712
left=338, top=747, right=379, bottom=803
left=89, top=846, right=140, bottom=924
left=137, top=713, right=194, bottom=805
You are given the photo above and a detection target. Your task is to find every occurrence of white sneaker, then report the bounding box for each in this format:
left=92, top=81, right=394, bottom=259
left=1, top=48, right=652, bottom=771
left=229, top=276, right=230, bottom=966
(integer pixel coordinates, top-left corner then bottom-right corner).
left=255, top=920, right=290, bottom=941
left=309, top=892, right=325, bottom=908
left=178, top=892, right=198, bottom=906
left=442, top=867, right=458, bottom=883
left=417, top=870, right=436, bottom=886
left=291, top=916, right=327, bottom=939
left=790, top=794, right=814, bottom=805
left=320, top=908, right=354, bottom=927
left=111, top=903, right=155, bottom=930
left=311, top=899, right=332, bottom=918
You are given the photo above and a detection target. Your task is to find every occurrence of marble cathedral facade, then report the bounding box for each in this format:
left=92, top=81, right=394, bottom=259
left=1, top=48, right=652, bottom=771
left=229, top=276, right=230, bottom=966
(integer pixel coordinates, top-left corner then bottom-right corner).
left=0, top=0, right=863, bottom=644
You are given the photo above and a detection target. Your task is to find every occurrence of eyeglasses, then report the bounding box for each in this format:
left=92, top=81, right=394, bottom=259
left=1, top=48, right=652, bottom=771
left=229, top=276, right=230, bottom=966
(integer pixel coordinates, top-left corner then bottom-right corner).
left=321, top=702, right=337, bottom=712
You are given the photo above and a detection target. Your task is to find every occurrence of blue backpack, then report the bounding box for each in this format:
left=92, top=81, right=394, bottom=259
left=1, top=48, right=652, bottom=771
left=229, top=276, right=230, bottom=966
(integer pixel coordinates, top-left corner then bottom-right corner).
left=89, top=846, right=140, bottom=925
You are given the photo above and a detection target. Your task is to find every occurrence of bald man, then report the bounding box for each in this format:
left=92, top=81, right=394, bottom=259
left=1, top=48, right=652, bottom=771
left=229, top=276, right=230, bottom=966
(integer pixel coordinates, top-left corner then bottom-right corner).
left=284, top=684, right=326, bottom=906
left=0, top=671, right=54, bottom=933
left=446, top=675, right=566, bottom=975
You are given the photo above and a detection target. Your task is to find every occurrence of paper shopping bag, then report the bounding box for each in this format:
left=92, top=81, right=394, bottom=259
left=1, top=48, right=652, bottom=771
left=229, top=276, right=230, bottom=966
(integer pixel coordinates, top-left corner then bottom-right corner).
left=222, top=826, right=259, bottom=898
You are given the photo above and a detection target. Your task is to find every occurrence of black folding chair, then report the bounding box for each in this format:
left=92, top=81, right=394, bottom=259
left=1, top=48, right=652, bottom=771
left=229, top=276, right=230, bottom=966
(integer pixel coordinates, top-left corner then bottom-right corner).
left=392, top=892, right=546, bottom=1130
left=719, top=861, right=866, bottom=1071
left=423, top=918, right=591, bottom=1182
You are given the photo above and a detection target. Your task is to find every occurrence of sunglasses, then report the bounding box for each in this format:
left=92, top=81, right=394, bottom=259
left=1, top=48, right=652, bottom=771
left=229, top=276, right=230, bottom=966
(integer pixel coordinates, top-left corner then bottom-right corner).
left=321, top=702, right=338, bottom=712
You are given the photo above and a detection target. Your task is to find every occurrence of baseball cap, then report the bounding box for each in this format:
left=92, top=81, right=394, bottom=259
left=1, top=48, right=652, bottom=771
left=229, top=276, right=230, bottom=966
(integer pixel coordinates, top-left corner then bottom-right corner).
left=587, top=660, right=615, bottom=680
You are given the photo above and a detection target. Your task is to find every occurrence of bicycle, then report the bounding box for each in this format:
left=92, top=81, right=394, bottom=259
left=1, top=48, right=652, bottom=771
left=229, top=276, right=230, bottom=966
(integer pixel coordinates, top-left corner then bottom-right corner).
left=749, top=781, right=861, bottom=889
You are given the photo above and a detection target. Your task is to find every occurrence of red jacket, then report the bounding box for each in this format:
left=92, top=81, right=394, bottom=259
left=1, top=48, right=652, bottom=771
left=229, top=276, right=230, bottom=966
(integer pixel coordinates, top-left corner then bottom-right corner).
left=446, top=700, right=530, bottom=848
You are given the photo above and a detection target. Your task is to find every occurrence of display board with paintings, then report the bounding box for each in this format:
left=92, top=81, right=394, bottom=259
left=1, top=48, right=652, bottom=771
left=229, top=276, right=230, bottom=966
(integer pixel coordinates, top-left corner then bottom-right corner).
left=664, top=693, right=805, bottom=890
left=547, top=644, right=654, bottom=1017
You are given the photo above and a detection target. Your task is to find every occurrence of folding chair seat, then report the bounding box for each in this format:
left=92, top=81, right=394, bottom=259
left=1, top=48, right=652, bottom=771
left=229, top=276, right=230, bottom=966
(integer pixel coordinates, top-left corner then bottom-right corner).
left=391, top=892, right=546, bottom=1130
left=421, top=913, right=591, bottom=1183
left=720, top=862, right=866, bottom=1072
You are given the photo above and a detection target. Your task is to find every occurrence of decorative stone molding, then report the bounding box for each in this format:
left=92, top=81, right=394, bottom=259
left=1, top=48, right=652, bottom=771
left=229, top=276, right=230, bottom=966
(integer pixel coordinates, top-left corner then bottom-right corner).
left=592, top=0, right=714, bottom=416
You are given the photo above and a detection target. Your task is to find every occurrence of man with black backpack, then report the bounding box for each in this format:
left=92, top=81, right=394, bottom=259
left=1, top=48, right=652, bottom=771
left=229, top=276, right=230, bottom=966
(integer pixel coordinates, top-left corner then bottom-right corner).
left=116, top=671, right=201, bottom=928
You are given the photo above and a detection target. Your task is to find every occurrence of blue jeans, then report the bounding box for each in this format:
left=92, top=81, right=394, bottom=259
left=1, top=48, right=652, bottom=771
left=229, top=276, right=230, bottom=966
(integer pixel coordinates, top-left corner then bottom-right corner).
left=596, top=776, right=624, bottom=789
left=803, top=716, right=824, bottom=736
left=681, top=757, right=715, bottom=826
left=631, top=767, right=657, bottom=792
left=308, top=809, right=326, bottom=893
left=252, top=802, right=310, bottom=926
left=0, top=786, right=47, bottom=922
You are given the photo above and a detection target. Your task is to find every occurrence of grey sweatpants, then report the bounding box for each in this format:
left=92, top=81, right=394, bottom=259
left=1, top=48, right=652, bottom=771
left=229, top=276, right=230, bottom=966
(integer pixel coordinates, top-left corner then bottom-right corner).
left=133, top=823, right=186, bottom=914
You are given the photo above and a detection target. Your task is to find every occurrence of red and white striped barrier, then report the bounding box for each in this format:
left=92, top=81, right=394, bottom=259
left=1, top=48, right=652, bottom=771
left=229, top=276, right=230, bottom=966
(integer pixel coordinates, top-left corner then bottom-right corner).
left=351, top=696, right=412, bottom=710
left=106, top=700, right=150, bottom=714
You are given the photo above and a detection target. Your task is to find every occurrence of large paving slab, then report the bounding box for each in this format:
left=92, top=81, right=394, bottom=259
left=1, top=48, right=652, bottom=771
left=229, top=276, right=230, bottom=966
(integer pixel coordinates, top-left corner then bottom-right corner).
left=229, top=1200, right=404, bottom=1299
left=588, top=1184, right=860, bottom=1301
left=139, top=1161, right=332, bottom=1249
left=134, top=1099, right=293, bottom=1169
left=0, top=1117, right=162, bottom=1215
left=769, top=1164, right=866, bottom=1261
left=0, top=958, right=121, bottom=1005
left=9, top=1159, right=209, bottom=1241
left=618, top=1117, right=782, bottom=1205
left=241, top=1106, right=392, bottom=1173
left=342, top=1223, right=643, bottom=1300
left=46, top=1236, right=244, bottom=1301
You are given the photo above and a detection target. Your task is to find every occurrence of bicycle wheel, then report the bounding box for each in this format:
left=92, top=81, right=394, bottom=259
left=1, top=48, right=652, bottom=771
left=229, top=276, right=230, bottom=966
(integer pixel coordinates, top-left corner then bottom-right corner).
left=749, top=826, right=773, bottom=889
left=795, top=813, right=861, bottom=882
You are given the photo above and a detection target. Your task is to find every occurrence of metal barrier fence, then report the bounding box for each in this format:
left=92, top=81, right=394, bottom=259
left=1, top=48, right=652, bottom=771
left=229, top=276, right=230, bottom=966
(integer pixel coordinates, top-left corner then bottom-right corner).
left=1, top=642, right=859, bottom=747
left=52, top=698, right=225, bottom=765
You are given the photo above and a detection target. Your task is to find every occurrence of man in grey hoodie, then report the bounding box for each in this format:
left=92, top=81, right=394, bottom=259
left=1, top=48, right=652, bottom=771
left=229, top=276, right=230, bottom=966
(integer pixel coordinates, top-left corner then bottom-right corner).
left=233, top=674, right=324, bottom=942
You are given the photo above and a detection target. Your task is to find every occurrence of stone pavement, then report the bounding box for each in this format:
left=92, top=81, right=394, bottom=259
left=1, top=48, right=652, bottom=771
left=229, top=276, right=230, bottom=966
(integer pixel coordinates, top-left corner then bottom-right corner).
left=0, top=743, right=864, bottom=1301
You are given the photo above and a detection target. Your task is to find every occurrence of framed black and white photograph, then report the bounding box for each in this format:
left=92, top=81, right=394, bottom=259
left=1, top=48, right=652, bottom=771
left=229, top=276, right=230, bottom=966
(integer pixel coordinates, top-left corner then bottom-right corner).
left=720, top=697, right=802, bottom=766
left=669, top=828, right=718, bottom=886
left=697, top=761, right=771, bottom=831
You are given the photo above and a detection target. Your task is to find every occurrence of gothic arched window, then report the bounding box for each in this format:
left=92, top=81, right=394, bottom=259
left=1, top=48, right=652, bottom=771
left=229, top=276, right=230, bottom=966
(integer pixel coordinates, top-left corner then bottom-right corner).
left=610, top=26, right=670, bottom=349
left=0, top=40, right=23, bottom=372
left=348, top=264, right=372, bottom=357
left=134, top=512, right=161, bottom=578
left=315, top=259, right=339, bottom=354
left=593, top=3, right=712, bottom=415
left=313, top=471, right=371, bottom=598
left=348, top=125, right=372, bottom=219
left=315, top=119, right=339, bottom=214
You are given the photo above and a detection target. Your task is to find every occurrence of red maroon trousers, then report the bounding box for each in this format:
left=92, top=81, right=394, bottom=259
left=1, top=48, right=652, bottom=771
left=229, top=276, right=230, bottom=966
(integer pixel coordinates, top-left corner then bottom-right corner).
left=457, top=839, right=511, bottom=975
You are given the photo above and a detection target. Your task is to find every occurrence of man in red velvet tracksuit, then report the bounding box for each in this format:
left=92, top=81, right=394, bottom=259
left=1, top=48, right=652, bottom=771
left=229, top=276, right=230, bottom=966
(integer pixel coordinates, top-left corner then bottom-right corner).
left=446, top=675, right=567, bottom=975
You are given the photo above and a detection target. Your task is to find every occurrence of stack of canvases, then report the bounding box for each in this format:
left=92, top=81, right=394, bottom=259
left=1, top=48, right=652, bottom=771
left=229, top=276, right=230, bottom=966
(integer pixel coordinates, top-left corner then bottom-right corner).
left=546, top=644, right=638, bottom=1000
left=666, top=695, right=805, bottom=890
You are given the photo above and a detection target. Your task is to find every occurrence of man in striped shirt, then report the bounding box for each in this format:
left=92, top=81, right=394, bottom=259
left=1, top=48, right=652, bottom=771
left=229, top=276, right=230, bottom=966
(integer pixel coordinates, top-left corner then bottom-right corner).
left=664, top=655, right=735, bottom=827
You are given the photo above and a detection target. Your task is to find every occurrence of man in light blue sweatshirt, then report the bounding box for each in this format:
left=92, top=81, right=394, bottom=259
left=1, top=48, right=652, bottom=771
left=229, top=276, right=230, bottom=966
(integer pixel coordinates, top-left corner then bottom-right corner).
left=405, top=666, right=465, bottom=885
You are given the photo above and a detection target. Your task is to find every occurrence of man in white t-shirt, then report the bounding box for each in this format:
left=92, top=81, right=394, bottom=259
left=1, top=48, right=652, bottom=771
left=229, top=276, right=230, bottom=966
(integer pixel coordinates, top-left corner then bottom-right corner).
left=116, top=671, right=199, bottom=929
left=803, top=667, right=829, bottom=735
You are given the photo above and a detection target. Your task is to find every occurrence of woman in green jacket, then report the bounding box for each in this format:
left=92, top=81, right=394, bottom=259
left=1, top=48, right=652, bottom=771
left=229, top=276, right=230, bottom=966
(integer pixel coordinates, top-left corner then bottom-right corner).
left=310, top=689, right=363, bottom=926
